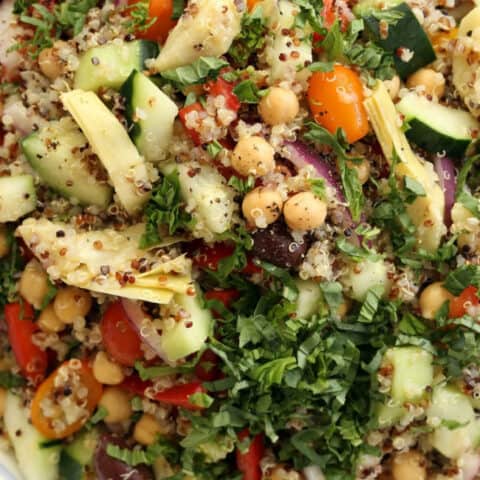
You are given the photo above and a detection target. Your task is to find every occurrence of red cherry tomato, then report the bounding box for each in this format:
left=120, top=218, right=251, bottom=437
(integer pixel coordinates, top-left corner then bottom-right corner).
left=236, top=429, right=264, bottom=480
left=5, top=302, right=48, bottom=385
left=449, top=285, right=479, bottom=319
left=100, top=301, right=143, bottom=367
left=205, top=77, right=241, bottom=112
left=178, top=102, right=203, bottom=145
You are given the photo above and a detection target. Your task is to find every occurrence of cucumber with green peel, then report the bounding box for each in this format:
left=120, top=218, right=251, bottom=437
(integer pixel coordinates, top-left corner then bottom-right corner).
left=363, top=3, right=436, bottom=79
left=4, top=392, right=60, bottom=480
left=396, top=92, right=480, bottom=158
left=22, top=118, right=113, bottom=208
left=74, top=40, right=159, bottom=92
left=121, top=70, right=179, bottom=163
left=428, top=384, right=480, bottom=459
left=383, top=346, right=433, bottom=403
left=0, top=175, right=36, bottom=222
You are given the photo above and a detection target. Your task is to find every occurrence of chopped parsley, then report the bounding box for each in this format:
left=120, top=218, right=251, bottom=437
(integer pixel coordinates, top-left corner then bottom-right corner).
left=140, top=170, right=195, bottom=248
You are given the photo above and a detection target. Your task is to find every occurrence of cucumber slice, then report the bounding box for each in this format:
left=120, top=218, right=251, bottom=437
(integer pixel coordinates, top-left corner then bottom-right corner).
left=376, top=401, right=406, bottom=428
left=65, top=428, right=99, bottom=466
left=396, top=92, right=479, bottom=158
left=4, top=392, right=60, bottom=480
left=160, top=288, right=212, bottom=362
left=363, top=3, right=436, bottom=79
left=384, top=346, right=433, bottom=403
left=74, top=40, right=158, bottom=92
left=61, top=90, right=150, bottom=215
left=428, top=385, right=480, bottom=459
left=121, top=70, right=178, bottom=163
left=0, top=175, right=36, bottom=222
left=295, top=279, right=321, bottom=319
left=22, top=118, right=113, bottom=208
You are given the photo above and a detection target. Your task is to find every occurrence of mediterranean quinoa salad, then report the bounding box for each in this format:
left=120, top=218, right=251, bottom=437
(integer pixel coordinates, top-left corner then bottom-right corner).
left=3, top=0, right=480, bottom=478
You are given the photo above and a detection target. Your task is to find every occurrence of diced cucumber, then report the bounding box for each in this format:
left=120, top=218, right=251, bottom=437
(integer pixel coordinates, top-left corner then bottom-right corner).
left=384, top=346, right=433, bottom=403
left=396, top=92, right=479, bottom=158
left=295, top=279, right=321, bottom=319
left=173, top=162, right=236, bottom=236
left=74, top=40, right=158, bottom=92
left=264, top=0, right=312, bottom=82
left=0, top=175, right=36, bottom=222
left=22, top=118, right=113, bottom=208
left=363, top=3, right=436, bottom=79
left=65, top=428, right=99, bottom=466
left=160, top=287, right=212, bottom=362
left=4, top=392, right=60, bottom=480
left=121, top=70, right=178, bottom=163
left=376, top=401, right=406, bottom=428
left=61, top=90, right=150, bottom=215
left=343, top=258, right=391, bottom=302
left=428, top=385, right=480, bottom=459
left=353, top=0, right=401, bottom=17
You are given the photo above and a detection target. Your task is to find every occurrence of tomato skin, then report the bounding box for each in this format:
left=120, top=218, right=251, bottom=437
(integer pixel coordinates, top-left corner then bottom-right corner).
left=121, top=374, right=151, bottom=396
left=100, top=301, right=144, bottom=367
left=195, top=350, right=221, bottom=381
left=236, top=429, right=264, bottom=480
left=307, top=64, right=369, bottom=143
left=127, top=0, right=176, bottom=43
left=449, top=286, right=479, bottom=318
left=205, top=77, right=241, bottom=112
left=5, top=302, right=47, bottom=385
left=31, top=360, right=102, bottom=439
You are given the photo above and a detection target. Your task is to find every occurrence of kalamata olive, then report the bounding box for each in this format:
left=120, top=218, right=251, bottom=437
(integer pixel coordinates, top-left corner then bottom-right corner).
left=94, top=433, right=154, bottom=480
left=251, top=221, right=309, bottom=268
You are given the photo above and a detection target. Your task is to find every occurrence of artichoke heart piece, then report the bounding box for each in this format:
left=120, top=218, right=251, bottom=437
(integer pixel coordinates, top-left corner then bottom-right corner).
left=364, top=82, right=446, bottom=252
left=16, top=218, right=192, bottom=304
left=152, top=0, right=241, bottom=72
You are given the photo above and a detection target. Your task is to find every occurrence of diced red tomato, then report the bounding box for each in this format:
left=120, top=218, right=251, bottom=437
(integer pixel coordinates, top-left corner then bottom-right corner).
left=449, top=286, right=479, bottom=319
left=5, top=302, right=47, bottom=385
left=322, top=0, right=336, bottom=28
left=121, top=375, right=206, bottom=410
left=192, top=243, right=262, bottom=275
left=195, top=349, right=222, bottom=381
left=236, top=429, right=264, bottom=480
left=205, top=77, right=241, bottom=112
left=127, top=0, right=177, bottom=43
left=100, top=301, right=144, bottom=367
left=178, top=102, right=203, bottom=145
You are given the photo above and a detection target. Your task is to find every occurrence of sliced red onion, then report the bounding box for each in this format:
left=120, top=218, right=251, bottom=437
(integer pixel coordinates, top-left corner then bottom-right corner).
left=434, top=155, right=456, bottom=227
left=121, top=299, right=173, bottom=366
left=303, top=466, right=326, bottom=480
left=283, top=141, right=345, bottom=202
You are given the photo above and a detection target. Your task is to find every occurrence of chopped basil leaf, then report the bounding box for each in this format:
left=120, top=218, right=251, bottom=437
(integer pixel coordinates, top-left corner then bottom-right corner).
left=161, top=57, right=229, bottom=87
left=171, top=0, right=185, bottom=19
left=232, top=80, right=263, bottom=103
left=0, top=371, right=25, bottom=389
left=444, top=265, right=480, bottom=296
left=358, top=286, right=384, bottom=323
left=206, top=140, right=223, bottom=158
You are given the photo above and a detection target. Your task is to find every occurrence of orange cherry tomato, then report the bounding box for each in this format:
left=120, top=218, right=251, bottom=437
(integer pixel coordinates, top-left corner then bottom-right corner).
left=31, top=360, right=102, bottom=439
left=128, top=0, right=177, bottom=43
left=307, top=64, right=369, bottom=143
left=449, top=285, right=479, bottom=319
left=247, top=0, right=261, bottom=11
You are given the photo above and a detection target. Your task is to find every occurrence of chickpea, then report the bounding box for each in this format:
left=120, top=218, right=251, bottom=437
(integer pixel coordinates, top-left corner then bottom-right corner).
left=407, top=68, right=445, bottom=98
left=93, top=351, right=125, bottom=385
left=53, top=286, right=92, bottom=324
left=38, top=42, right=67, bottom=80
left=283, top=191, right=327, bottom=231
left=134, top=413, right=164, bottom=446
left=0, top=387, right=6, bottom=417
left=99, top=387, right=132, bottom=423
left=232, top=136, right=275, bottom=177
left=242, top=187, right=283, bottom=227
left=258, top=87, right=299, bottom=125
left=419, top=281, right=453, bottom=320
left=0, top=225, right=10, bottom=258
left=384, top=75, right=401, bottom=100
left=19, top=259, right=49, bottom=309
left=349, top=159, right=371, bottom=185
left=392, top=451, right=427, bottom=480
left=38, top=303, right=65, bottom=333
left=269, top=466, right=302, bottom=480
